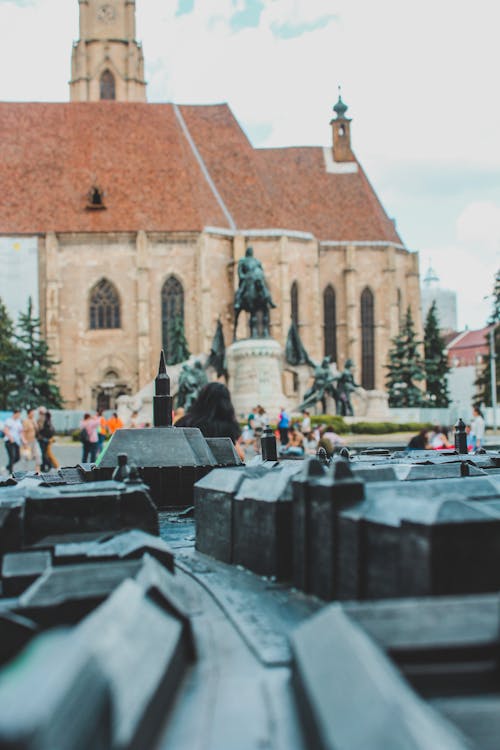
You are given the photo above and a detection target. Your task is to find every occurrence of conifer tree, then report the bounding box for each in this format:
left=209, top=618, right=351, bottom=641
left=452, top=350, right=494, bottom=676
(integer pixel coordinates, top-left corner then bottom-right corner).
left=167, top=315, right=190, bottom=365
left=0, top=297, right=22, bottom=410
left=14, top=297, right=63, bottom=409
left=475, top=270, right=500, bottom=405
left=423, top=301, right=451, bottom=407
left=386, top=306, right=426, bottom=407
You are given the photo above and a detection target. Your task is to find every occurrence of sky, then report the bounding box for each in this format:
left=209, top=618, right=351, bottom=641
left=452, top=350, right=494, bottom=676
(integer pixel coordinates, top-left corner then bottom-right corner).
left=0, top=0, right=499, bottom=330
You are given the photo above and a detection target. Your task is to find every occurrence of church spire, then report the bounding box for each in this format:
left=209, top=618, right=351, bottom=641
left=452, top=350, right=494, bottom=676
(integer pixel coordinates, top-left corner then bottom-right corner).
left=70, top=0, right=147, bottom=102
left=330, top=86, right=354, bottom=163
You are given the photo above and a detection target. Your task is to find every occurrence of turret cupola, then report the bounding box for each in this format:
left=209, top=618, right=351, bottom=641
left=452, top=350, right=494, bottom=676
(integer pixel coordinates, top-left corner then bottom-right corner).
left=330, top=87, right=354, bottom=163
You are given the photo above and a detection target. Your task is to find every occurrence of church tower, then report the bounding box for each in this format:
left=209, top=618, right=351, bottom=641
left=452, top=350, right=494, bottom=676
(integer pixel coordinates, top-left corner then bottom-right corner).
left=70, top=0, right=147, bottom=102
left=330, top=90, right=354, bottom=163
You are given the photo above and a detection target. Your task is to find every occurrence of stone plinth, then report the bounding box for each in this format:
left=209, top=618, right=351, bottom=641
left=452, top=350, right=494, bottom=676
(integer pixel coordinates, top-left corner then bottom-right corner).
left=227, top=338, right=286, bottom=419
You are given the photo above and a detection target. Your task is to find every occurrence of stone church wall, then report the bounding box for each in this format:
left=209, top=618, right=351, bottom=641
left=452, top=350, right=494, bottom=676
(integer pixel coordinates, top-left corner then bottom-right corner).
left=40, top=228, right=419, bottom=410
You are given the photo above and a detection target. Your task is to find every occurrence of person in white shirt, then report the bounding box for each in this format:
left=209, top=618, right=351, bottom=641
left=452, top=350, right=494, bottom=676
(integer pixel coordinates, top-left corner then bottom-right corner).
left=301, top=410, right=311, bottom=434
left=3, top=409, right=23, bottom=474
left=471, top=406, right=486, bottom=450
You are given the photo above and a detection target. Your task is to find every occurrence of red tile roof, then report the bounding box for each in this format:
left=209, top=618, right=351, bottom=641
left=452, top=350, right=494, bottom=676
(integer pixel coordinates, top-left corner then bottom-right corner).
left=0, top=102, right=227, bottom=234
left=254, top=147, right=402, bottom=243
left=448, top=326, right=493, bottom=352
left=0, top=101, right=403, bottom=244
left=447, top=326, right=493, bottom=367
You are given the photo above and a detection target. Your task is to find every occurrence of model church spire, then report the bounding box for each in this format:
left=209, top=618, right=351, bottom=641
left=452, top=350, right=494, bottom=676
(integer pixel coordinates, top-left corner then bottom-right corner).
left=70, top=0, right=147, bottom=102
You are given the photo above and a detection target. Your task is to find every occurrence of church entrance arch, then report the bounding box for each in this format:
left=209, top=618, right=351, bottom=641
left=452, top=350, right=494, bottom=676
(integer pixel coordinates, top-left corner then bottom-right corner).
left=92, top=369, right=131, bottom=411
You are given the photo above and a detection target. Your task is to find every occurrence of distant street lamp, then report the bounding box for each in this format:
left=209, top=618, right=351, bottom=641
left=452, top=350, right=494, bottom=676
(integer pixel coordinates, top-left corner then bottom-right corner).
left=489, top=324, right=498, bottom=435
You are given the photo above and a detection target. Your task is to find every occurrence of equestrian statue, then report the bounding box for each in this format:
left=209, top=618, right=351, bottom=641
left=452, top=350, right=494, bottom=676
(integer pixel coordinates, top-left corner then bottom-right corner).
left=233, top=247, right=276, bottom=340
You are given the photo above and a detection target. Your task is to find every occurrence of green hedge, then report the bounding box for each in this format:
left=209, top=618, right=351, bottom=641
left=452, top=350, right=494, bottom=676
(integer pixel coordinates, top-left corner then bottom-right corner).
left=309, top=415, right=349, bottom=434
left=349, top=421, right=433, bottom=435
left=243, top=417, right=432, bottom=436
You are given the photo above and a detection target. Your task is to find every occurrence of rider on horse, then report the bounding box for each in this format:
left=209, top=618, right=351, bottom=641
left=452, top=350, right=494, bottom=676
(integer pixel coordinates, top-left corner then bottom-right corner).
left=234, top=247, right=276, bottom=339
left=235, top=247, right=276, bottom=313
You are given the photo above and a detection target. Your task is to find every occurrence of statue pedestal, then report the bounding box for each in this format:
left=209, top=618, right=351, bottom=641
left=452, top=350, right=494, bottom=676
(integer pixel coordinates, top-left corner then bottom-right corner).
left=227, top=338, right=286, bottom=420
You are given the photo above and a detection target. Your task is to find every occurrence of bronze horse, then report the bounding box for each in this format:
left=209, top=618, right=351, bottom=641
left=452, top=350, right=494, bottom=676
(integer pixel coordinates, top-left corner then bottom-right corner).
left=233, top=276, right=272, bottom=341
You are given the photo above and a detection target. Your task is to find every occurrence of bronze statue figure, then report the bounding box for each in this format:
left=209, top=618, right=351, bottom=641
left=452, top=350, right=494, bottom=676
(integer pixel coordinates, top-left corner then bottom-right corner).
left=233, top=247, right=276, bottom=340
left=335, top=359, right=360, bottom=416
left=177, top=360, right=208, bottom=410
left=298, top=357, right=338, bottom=413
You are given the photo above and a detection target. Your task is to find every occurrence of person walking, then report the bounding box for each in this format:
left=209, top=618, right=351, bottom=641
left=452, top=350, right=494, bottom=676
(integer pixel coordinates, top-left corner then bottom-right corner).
left=96, top=409, right=108, bottom=455
left=253, top=405, right=269, bottom=454
left=80, top=413, right=100, bottom=463
left=21, top=408, right=42, bottom=472
left=277, top=407, right=290, bottom=445
left=471, top=406, right=486, bottom=450
left=107, top=412, right=124, bottom=434
left=38, top=410, right=57, bottom=471
left=43, top=411, right=59, bottom=470
left=3, top=409, right=23, bottom=474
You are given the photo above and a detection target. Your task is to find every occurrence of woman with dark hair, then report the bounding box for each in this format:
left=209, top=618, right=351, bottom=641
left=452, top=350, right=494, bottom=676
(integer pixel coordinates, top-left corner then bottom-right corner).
left=176, top=383, right=244, bottom=459
left=407, top=428, right=430, bottom=451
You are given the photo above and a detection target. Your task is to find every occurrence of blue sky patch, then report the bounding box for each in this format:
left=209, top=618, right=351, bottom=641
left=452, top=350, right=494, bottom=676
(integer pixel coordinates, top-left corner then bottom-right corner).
left=176, top=0, right=195, bottom=17
left=230, top=0, right=264, bottom=31
left=271, top=14, right=337, bottom=39
left=244, top=120, right=274, bottom=146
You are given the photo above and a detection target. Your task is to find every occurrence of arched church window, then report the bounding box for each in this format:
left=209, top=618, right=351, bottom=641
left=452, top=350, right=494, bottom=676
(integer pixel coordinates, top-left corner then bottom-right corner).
left=161, top=276, right=184, bottom=361
left=397, top=288, right=403, bottom=330
left=89, top=278, right=121, bottom=329
left=361, top=287, right=375, bottom=390
left=291, top=281, right=299, bottom=327
left=323, top=285, right=337, bottom=361
left=339, top=125, right=345, bottom=136
left=100, top=69, right=116, bottom=100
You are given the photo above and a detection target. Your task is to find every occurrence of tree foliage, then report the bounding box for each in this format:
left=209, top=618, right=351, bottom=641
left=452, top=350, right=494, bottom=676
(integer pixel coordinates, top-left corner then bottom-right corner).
left=167, top=315, right=190, bottom=366
left=386, top=307, right=426, bottom=407
left=475, top=271, right=500, bottom=406
left=423, top=301, right=451, bottom=407
left=0, top=296, right=63, bottom=410
left=0, top=299, right=22, bottom=410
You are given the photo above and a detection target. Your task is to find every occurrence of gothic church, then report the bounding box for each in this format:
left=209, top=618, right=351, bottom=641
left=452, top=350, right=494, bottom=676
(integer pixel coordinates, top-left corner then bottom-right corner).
left=0, top=0, right=421, bottom=410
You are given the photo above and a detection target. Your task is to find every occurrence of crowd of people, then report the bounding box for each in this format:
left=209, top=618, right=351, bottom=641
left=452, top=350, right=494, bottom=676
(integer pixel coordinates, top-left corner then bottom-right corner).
left=407, top=406, right=486, bottom=452
left=240, top=406, right=345, bottom=458
left=2, top=406, right=58, bottom=474
left=79, top=410, right=127, bottom=462
left=2, top=394, right=491, bottom=475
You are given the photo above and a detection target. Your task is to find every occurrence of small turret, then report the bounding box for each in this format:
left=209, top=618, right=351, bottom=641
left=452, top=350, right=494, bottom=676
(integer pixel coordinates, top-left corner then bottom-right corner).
left=330, top=86, right=354, bottom=163
left=455, top=418, right=467, bottom=455
left=261, top=426, right=278, bottom=462
left=153, top=350, right=173, bottom=427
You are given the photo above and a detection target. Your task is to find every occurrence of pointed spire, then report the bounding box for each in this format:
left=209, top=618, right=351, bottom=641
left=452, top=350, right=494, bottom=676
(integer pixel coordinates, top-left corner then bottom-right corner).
left=153, top=350, right=173, bottom=427
left=154, top=350, right=170, bottom=396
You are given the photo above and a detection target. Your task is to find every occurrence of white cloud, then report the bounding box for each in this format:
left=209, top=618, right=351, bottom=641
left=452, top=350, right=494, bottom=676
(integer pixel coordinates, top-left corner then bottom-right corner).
left=456, top=202, right=500, bottom=256
left=420, top=201, right=500, bottom=330
left=0, top=0, right=499, bottom=332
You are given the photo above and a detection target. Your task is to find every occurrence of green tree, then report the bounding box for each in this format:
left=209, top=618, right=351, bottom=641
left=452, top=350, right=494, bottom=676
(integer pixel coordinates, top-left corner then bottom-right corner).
left=0, top=297, right=24, bottom=410
left=167, top=315, right=190, bottom=366
left=475, top=270, right=500, bottom=406
left=423, top=301, right=451, bottom=407
left=14, top=297, right=63, bottom=409
left=386, top=306, right=426, bottom=407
